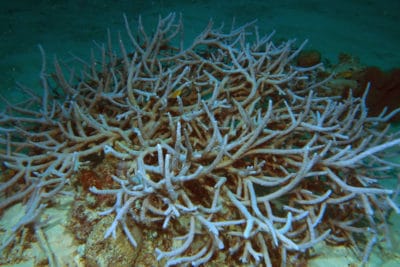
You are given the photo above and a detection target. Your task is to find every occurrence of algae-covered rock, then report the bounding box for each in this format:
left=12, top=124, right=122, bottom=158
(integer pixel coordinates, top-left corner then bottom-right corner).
left=85, top=216, right=142, bottom=267
left=296, top=49, right=322, bottom=67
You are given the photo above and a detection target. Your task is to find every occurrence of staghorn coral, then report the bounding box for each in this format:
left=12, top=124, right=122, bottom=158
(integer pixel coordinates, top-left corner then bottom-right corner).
left=1, top=13, right=400, bottom=266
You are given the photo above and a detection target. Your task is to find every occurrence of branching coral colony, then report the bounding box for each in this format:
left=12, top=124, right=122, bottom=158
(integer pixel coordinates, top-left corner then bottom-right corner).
left=1, top=13, right=400, bottom=266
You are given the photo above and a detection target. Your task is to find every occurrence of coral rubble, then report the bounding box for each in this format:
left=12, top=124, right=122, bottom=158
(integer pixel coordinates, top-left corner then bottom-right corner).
left=1, top=13, right=400, bottom=266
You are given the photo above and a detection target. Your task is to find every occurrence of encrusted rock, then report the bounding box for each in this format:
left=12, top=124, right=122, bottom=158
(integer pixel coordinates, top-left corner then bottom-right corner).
left=85, top=216, right=143, bottom=267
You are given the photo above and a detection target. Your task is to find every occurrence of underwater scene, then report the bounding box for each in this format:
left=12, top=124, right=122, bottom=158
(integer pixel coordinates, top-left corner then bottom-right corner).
left=0, top=0, right=400, bottom=266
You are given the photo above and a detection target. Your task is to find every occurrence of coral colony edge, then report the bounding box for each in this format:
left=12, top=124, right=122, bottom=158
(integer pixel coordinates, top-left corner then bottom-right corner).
left=1, top=13, right=400, bottom=266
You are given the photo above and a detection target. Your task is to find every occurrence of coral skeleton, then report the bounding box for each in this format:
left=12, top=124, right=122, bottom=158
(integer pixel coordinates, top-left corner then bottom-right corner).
left=1, top=13, right=400, bottom=266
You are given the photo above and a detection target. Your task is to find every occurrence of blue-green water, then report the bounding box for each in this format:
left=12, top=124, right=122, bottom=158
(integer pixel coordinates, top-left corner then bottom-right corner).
left=1, top=0, right=399, bottom=92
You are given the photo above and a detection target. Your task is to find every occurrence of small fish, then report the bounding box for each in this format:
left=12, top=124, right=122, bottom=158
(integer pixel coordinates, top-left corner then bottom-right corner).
left=169, top=87, right=191, bottom=98
left=169, top=88, right=183, bottom=98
